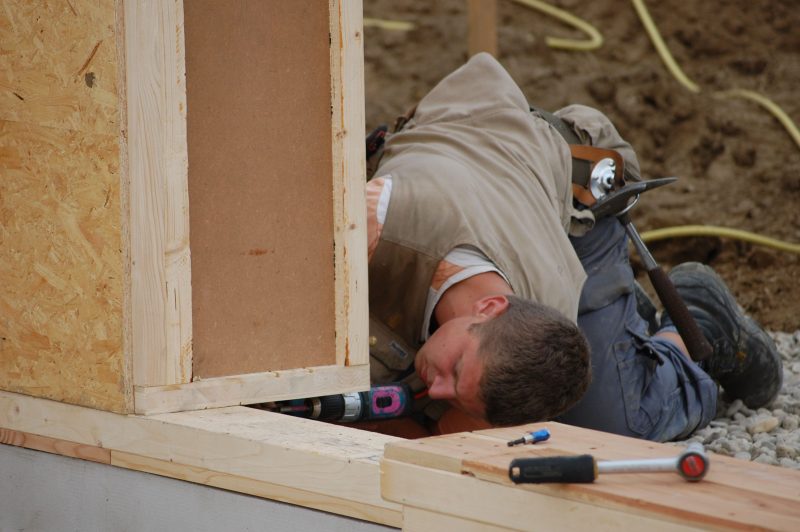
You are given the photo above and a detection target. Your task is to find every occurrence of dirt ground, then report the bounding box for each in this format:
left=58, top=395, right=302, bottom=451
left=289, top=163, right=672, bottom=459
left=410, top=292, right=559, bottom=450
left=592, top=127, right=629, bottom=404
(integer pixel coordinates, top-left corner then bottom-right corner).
left=363, top=0, right=800, bottom=331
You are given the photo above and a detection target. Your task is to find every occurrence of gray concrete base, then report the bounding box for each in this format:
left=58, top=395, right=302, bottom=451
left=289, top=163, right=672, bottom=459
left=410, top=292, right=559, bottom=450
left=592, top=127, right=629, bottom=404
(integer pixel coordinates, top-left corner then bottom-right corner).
left=0, top=444, right=396, bottom=532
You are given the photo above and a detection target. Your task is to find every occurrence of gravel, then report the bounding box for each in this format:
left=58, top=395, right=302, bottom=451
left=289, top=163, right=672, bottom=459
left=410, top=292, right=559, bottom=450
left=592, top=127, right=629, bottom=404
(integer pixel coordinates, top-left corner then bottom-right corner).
left=676, top=331, right=800, bottom=470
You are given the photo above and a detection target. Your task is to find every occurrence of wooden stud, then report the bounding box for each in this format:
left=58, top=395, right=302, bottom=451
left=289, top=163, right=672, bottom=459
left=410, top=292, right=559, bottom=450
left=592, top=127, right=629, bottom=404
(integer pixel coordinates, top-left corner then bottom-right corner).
left=124, top=0, right=192, bottom=388
left=133, top=364, right=370, bottom=415
left=468, top=0, right=498, bottom=57
left=330, top=0, right=369, bottom=369
left=0, top=428, right=110, bottom=464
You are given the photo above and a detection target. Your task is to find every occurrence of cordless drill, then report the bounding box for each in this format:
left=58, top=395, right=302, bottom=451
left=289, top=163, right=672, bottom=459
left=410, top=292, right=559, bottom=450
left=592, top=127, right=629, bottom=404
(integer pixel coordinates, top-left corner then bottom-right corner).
left=265, top=383, right=414, bottom=422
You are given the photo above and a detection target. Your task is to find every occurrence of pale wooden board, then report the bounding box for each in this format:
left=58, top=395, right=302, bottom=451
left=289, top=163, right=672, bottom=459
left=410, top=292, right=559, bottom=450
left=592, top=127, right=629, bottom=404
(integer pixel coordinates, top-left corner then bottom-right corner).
left=0, top=428, right=110, bottom=464
left=330, top=0, right=369, bottom=368
left=124, top=0, right=192, bottom=388
left=110, top=450, right=401, bottom=527
left=403, top=507, right=515, bottom=532
left=0, top=0, right=129, bottom=412
left=382, top=459, right=699, bottom=532
left=133, top=364, right=370, bottom=415
left=384, top=423, right=800, bottom=531
left=0, top=390, right=401, bottom=521
left=185, top=0, right=337, bottom=378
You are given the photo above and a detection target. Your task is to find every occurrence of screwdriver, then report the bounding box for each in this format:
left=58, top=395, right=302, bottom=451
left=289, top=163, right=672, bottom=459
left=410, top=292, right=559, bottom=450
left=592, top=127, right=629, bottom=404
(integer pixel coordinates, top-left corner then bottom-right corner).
left=507, top=428, right=551, bottom=447
left=509, top=442, right=709, bottom=484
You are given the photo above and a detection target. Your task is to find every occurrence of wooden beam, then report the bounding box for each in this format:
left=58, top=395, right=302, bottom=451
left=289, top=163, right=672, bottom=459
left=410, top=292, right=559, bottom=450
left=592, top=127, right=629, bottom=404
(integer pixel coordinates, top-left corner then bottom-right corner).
left=0, top=390, right=402, bottom=527
left=0, top=428, right=110, bottom=464
left=133, top=364, right=370, bottom=415
left=383, top=423, right=800, bottom=531
left=382, top=459, right=696, bottom=531
left=124, top=0, right=192, bottom=388
left=330, top=0, right=369, bottom=368
left=468, top=0, right=498, bottom=57
left=403, top=507, right=515, bottom=532
left=110, top=450, right=398, bottom=525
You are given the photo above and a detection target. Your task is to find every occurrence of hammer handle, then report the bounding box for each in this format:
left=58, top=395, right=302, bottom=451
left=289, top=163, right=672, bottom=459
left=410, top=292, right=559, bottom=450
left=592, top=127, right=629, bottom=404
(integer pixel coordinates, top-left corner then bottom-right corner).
left=648, top=266, right=713, bottom=362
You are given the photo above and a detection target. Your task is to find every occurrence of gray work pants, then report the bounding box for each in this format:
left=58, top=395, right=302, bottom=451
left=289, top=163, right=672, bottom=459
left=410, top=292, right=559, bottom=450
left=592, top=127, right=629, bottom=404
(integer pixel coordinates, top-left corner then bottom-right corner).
left=557, top=217, right=718, bottom=441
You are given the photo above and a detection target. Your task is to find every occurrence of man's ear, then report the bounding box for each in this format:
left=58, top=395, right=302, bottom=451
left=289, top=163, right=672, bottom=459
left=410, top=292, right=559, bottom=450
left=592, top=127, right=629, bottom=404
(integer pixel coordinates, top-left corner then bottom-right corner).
left=473, top=295, right=509, bottom=319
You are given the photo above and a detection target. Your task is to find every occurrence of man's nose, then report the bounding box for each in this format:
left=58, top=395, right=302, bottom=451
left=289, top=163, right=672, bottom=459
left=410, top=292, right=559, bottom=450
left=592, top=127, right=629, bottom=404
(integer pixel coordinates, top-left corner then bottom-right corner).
left=427, top=375, right=455, bottom=400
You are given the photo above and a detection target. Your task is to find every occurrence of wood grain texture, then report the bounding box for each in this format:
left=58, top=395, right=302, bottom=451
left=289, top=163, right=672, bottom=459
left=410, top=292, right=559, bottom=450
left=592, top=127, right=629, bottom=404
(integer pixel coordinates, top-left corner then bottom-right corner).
left=185, top=0, right=336, bottom=378
left=330, top=0, right=369, bottom=368
left=0, top=390, right=401, bottom=523
left=382, top=459, right=698, bottom=532
left=0, top=0, right=130, bottom=412
left=110, top=450, right=401, bottom=527
left=0, top=428, right=110, bottom=464
left=383, top=423, right=800, bottom=531
left=133, top=364, right=370, bottom=415
left=403, top=507, right=515, bottom=532
left=124, top=0, right=192, bottom=388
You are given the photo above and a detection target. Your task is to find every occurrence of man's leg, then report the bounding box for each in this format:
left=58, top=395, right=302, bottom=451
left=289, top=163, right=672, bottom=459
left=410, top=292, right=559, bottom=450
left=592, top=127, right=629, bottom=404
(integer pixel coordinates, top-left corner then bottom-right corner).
left=557, top=217, right=717, bottom=441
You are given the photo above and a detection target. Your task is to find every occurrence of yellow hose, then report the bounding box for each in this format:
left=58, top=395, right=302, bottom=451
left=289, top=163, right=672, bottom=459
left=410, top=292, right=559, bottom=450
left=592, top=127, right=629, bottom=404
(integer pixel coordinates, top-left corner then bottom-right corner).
left=630, top=0, right=699, bottom=92
left=363, top=18, right=415, bottom=32
left=631, top=0, right=800, bottom=150
left=510, top=0, right=603, bottom=51
left=714, top=89, right=800, bottom=149
left=640, top=225, right=800, bottom=255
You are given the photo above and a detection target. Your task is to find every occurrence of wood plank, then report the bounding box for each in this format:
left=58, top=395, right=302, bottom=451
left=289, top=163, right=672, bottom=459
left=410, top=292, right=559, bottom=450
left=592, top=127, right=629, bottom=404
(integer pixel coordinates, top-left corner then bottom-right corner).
left=329, top=0, right=369, bottom=368
left=382, top=459, right=698, bottom=532
left=474, top=423, right=800, bottom=499
left=124, top=0, right=192, bottom=387
left=384, top=424, right=800, bottom=531
left=134, top=363, right=370, bottom=415
left=0, top=0, right=130, bottom=413
left=467, top=0, right=498, bottom=57
left=0, top=428, right=110, bottom=464
left=403, top=507, right=514, bottom=532
left=110, top=450, right=401, bottom=528
left=0, top=390, right=400, bottom=517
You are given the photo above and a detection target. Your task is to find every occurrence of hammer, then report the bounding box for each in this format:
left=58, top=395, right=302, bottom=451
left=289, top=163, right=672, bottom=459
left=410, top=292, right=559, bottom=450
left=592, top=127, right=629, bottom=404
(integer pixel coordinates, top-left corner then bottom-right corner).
left=509, top=442, right=709, bottom=484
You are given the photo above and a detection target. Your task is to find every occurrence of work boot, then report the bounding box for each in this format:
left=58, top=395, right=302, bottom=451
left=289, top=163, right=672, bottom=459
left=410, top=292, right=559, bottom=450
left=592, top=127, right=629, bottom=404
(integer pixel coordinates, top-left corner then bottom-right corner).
left=661, top=262, right=782, bottom=409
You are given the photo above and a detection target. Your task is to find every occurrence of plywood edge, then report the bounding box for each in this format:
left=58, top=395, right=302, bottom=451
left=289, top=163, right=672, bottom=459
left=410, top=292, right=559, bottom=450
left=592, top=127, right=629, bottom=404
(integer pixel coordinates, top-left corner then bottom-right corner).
left=133, top=364, right=370, bottom=415
left=381, top=459, right=699, bottom=532
left=110, top=450, right=401, bottom=527
left=115, top=0, right=135, bottom=414
left=124, top=0, right=192, bottom=389
left=330, top=0, right=369, bottom=368
left=0, top=390, right=400, bottom=523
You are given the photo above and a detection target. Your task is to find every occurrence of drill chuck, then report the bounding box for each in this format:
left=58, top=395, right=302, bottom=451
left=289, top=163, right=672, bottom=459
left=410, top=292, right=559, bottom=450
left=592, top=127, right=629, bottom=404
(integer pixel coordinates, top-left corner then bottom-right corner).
left=296, top=384, right=412, bottom=422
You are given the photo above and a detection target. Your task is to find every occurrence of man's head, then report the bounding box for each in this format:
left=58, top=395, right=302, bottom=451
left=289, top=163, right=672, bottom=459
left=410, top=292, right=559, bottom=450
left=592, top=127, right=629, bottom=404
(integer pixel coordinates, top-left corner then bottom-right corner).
left=415, top=295, right=591, bottom=425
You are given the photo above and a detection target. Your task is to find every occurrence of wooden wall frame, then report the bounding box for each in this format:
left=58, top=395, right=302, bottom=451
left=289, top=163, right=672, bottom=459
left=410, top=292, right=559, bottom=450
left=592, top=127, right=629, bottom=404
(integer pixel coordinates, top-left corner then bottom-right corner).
left=127, top=0, right=368, bottom=414
left=1, top=0, right=368, bottom=415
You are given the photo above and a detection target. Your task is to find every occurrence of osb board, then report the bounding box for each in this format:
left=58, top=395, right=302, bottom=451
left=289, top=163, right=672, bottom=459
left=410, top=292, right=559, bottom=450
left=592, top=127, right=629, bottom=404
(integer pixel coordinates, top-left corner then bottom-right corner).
left=185, top=1, right=336, bottom=378
left=0, top=1, right=130, bottom=412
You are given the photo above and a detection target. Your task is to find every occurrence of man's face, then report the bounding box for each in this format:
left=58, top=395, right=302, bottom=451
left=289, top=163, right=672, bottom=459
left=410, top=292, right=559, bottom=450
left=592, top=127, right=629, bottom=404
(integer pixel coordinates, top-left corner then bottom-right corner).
left=415, top=316, right=487, bottom=419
